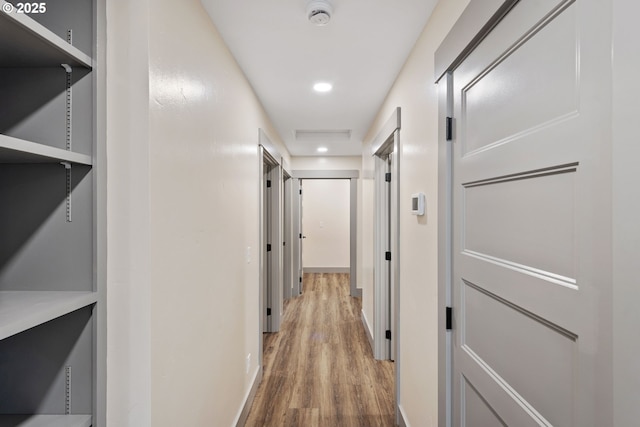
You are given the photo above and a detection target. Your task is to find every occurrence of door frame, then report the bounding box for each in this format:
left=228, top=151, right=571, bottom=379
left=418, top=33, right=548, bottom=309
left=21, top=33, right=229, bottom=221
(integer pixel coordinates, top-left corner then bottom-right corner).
left=291, top=178, right=303, bottom=297
left=258, top=130, right=283, bottom=353
left=373, top=153, right=391, bottom=360
left=370, top=107, right=401, bottom=422
left=436, top=4, right=519, bottom=425
left=291, top=170, right=360, bottom=297
left=437, top=71, right=454, bottom=427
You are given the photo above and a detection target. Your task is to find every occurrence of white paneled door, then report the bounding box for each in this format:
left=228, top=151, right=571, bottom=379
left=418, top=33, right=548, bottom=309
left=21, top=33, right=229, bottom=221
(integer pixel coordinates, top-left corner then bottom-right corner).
left=449, top=1, right=611, bottom=426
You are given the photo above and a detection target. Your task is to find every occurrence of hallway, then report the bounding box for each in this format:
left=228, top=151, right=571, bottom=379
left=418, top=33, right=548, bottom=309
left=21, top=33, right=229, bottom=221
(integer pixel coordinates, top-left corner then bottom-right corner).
left=245, top=273, right=395, bottom=426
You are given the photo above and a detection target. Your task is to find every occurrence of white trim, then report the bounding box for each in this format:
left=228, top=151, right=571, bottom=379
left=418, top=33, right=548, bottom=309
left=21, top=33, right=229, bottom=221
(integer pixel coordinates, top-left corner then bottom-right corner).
left=304, top=267, right=350, bottom=273
left=398, top=404, right=411, bottom=427
left=361, top=309, right=374, bottom=353
left=233, top=366, right=262, bottom=427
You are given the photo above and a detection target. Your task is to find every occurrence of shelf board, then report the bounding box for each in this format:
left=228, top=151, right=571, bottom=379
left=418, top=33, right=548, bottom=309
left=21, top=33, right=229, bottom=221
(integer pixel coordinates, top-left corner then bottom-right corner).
left=0, top=2, right=92, bottom=68
left=0, top=134, right=92, bottom=165
left=0, top=291, right=97, bottom=341
left=0, top=415, right=91, bottom=427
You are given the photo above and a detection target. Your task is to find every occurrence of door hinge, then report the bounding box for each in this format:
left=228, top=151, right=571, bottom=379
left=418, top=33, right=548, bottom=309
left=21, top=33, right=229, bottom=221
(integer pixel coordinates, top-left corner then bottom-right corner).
left=267, top=244, right=272, bottom=252
left=446, top=116, right=453, bottom=141
left=267, top=308, right=272, bottom=316
left=385, top=330, right=392, bottom=340
left=299, top=189, right=302, bottom=195
left=283, top=241, right=286, bottom=246
left=446, top=306, right=452, bottom=330
left=385, top=172, right=391, bottom=183
left=385, top=251, right=391, bottom=261
left=299, top=277, right=302, bottom=283
left=266, top=180, right=272, bottom=188
left=299, top=233, right=302, bottom=239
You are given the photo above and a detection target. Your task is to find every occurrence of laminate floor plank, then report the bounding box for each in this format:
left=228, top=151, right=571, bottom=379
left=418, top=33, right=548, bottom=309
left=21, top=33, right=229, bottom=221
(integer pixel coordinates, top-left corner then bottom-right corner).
left=244, top=273, right=395, bottom=427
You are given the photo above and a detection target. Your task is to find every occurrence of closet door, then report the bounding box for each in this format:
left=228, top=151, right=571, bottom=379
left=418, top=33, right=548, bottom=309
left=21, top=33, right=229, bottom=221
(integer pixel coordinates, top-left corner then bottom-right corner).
left=449, top=1, right=612, bottom=426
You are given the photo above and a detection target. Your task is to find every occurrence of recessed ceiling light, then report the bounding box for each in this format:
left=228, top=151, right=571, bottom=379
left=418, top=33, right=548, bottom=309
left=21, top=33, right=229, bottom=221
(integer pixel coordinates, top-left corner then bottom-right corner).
left=313, top=82, right=333, bottom=93
left=317, top=147, right=328, bottom=153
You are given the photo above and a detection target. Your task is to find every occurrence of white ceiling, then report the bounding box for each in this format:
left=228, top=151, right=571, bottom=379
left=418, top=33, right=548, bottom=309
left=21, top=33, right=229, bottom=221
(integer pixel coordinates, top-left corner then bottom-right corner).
left=201, top=0, right=438, bottom=157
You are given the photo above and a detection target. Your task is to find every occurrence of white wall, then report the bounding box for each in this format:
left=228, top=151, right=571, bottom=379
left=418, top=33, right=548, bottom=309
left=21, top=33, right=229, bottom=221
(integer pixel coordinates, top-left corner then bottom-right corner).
left=360, top=0, right=469, bottom=425
left=106, top=0, right=289, bottom=425
left=106, top=1, right=151, bottom=425
left=301, top=179, right=351, bottom=269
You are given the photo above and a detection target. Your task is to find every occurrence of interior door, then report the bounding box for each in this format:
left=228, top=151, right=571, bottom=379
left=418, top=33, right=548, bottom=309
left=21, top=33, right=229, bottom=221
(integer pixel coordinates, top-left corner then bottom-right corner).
left=298, top=179, right=304, bottom=294
left=374, top=152, right=392, bottom=360
left=283, top=176, right=291, bottom=301
left=387, top=153, right=394, bottom=361
left=264, top=164, right=272, bottom=332
left=450, top=1, right=611, bottom=426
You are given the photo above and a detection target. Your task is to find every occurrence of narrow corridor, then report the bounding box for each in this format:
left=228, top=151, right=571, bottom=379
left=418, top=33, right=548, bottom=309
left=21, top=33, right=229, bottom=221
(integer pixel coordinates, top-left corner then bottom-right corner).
left=245, top=273, right=395, bottom=426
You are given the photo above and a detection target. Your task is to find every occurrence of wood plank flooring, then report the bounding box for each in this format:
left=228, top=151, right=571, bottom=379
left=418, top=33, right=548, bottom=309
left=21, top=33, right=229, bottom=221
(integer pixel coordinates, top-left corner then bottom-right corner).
left=244, top=273, right=395, bottom=427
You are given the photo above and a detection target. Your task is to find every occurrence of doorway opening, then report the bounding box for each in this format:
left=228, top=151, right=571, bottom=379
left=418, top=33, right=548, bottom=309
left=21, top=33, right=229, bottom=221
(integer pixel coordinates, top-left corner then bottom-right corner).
left=260, top=145, right=282, bottom=334
left=369, top=107, right=401, bottom=423
left=290, top=170, right=360, bottom=298
left=300, top=178, right=351, bottom=277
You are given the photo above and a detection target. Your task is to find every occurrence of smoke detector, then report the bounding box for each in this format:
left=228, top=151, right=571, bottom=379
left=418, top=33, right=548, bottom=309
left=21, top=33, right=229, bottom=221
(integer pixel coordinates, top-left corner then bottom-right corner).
left=307, top=0, right=333, bottom=26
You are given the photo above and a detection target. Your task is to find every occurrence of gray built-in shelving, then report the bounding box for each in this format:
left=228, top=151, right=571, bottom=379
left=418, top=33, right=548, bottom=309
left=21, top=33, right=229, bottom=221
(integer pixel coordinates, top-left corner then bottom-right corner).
left=0, top=0, right=102, bottom=426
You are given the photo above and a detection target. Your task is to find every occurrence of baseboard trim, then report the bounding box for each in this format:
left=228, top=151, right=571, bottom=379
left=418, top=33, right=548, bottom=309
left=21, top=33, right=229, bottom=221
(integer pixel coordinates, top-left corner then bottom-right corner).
left=398, top=403, right=410, bottom=427
left=304, top=267, right=350, bottom=273
left=361, top=309, right=374, bottom=353
left=234, top=365, right=262, bottom=427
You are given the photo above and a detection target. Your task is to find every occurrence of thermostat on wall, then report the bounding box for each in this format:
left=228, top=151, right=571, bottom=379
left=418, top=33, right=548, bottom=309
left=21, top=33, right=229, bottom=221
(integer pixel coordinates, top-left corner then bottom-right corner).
left=411, top=193, right=425, bottom=216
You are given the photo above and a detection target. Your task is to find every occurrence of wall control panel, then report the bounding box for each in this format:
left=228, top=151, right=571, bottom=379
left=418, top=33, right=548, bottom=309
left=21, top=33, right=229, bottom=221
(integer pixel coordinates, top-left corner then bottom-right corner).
left=411, top=193, right=425, bottom=216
